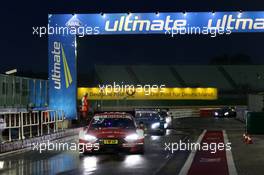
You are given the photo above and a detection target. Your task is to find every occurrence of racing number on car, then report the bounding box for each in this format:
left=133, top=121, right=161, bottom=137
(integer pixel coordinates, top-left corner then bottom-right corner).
left=103, top=139, right=118, bottom=144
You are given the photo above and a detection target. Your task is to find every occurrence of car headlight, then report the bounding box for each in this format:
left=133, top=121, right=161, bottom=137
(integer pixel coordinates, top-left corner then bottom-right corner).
left=151, top=122, right=160, bottom=129
left=164, top=123, right=168, bottom=129
left=125, top=134, right=139, bottom=142
left=84, top=134, right=97, bottom=142
left=165, top=117, right=171, bottom=123
left=214, top=112, right=219, bottom=116
left=224, top=112, right=229, bottom=116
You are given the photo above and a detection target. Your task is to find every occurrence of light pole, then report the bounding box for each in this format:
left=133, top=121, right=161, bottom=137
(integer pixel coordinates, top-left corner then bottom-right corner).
left=5, top=69, right=17, bottom=75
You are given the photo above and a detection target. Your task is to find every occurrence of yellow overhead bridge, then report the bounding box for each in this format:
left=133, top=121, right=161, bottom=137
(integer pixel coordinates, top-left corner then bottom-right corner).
left=78, top=87, right=218, bottom=100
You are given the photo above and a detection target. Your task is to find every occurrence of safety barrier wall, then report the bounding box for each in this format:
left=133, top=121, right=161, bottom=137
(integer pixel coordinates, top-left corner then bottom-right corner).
left=99, top=106, right=242, bottom=118
left=100, top=105, right=234, bottom=112
left=0, top=110, right=65, bottom=143
left=168, top=108, right=200, bottom=118
left=100, top=106, right=201, bottom=118
left=98, top=106, right=247, bottom=120
left=246, top=112, right=264, bottom=134
left=236, top=106, right=248, bottom=122
left=0, top=128, right=80, bottom=154
left=199, top=108, right=218, bottom=117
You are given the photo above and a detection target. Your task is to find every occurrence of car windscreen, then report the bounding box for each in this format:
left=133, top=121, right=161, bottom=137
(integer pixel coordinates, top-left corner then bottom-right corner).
left=90, top=117, right=135, bottom=129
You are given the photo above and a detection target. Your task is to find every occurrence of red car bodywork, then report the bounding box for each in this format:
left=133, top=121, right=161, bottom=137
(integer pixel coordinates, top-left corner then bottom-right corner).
left=79, top=112, right=144, bottom=154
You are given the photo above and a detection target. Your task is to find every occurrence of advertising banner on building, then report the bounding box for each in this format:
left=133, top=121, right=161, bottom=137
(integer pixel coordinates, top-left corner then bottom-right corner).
left=78, top=87, right=218, bottom=100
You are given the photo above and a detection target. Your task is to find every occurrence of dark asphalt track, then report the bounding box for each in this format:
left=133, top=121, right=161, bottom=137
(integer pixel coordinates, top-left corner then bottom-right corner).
left=0, top=117, right=249, bottom=175
left=0, top=127, right=190, bottom=175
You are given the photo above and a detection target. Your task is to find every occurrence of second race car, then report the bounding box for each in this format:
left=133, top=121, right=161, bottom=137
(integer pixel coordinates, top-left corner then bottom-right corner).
left=134, top=109, right=168, bottom=135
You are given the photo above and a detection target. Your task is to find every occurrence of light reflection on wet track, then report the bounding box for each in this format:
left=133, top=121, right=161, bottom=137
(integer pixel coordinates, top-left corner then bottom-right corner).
left=0, top=129, right=186, bottom=175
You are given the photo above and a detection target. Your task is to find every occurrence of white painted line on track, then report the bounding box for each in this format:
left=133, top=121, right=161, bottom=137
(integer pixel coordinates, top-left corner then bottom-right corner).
left=152, top=135, right=189, bottom=175
left=178, top=129, right=207, bottom=175
left=223, top=130, right=238, bottom=175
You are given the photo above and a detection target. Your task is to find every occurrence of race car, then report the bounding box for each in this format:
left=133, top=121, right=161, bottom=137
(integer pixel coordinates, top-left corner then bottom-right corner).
left=213, top=107, right=236, bottom=118
left=79, top=112, right=144, bottom=154
left=134, top=109, right=167, bottom=135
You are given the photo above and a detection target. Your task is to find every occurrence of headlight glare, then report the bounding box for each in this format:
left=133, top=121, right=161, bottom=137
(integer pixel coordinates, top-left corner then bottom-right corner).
left=164, top=123, right=168, bottom=129
left=125, top=134, right=139, bottom=142
left=84, top=134, right=97, bottom=142
left=151, top=122, right=160, bottom=129
left=165, top=117, right=171, bottom=123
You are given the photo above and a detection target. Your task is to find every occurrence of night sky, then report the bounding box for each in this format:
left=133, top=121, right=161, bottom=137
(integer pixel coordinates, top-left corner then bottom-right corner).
left=1, top=1, right=264, bottom=76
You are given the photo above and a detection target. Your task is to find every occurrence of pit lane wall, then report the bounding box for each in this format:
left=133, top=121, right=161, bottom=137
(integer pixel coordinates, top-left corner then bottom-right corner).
left=246, top=112, right=264, bottom=134
left=97, top=106, right=243, bottom=118
left=0, top=128, right=80, bottom=154
left=248, top=94, right=264, bottom=112
left=241, top=94, right=264, bottom=134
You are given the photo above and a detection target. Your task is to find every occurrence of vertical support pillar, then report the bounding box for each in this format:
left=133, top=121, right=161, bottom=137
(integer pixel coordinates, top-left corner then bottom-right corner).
left=21, top=113, right=24, bottom=140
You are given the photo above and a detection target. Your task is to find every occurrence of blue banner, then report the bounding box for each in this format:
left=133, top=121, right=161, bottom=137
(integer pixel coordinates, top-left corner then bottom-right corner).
left=48, top=16, right=77, bottom=119
left=48, top=11, right=264, bottom=119
left=49, top=12, right=264, bottom=35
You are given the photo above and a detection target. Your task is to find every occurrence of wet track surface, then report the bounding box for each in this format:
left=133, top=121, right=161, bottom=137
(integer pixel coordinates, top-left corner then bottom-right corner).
left=0, top=128, right=191, bottom=175
left=0, top=118, right=248, bottom=175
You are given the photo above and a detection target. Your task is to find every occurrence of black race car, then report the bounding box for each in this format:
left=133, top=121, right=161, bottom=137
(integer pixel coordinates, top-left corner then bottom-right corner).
left=213, top=107, right=236, bottom=118
left=134, top=109, right=166, bottom=135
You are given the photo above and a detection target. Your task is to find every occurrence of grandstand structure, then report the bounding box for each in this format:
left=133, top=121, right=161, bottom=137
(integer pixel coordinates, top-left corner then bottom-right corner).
left=1, top=65, right=263, bottom=109
left=94, top=65, right=264, bottom=93
left=89, top=65, right=264, bottom=106
left=0, top=74, right=48, bottom=109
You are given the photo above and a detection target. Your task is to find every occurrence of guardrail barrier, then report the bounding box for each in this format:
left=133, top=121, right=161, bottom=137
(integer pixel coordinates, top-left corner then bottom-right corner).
left=0, top=110, right=65, bottom=143
left=1, top=112, right=21, bottom=141
left=169, top=108, right=200, bottom=118
left=21, top=111, right=40, bottom=139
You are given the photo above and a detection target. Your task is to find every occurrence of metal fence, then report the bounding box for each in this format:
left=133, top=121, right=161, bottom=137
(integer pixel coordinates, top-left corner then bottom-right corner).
left=0, top=110, right=65, bottom=142
left=0, top=74, right=48, bottom=108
